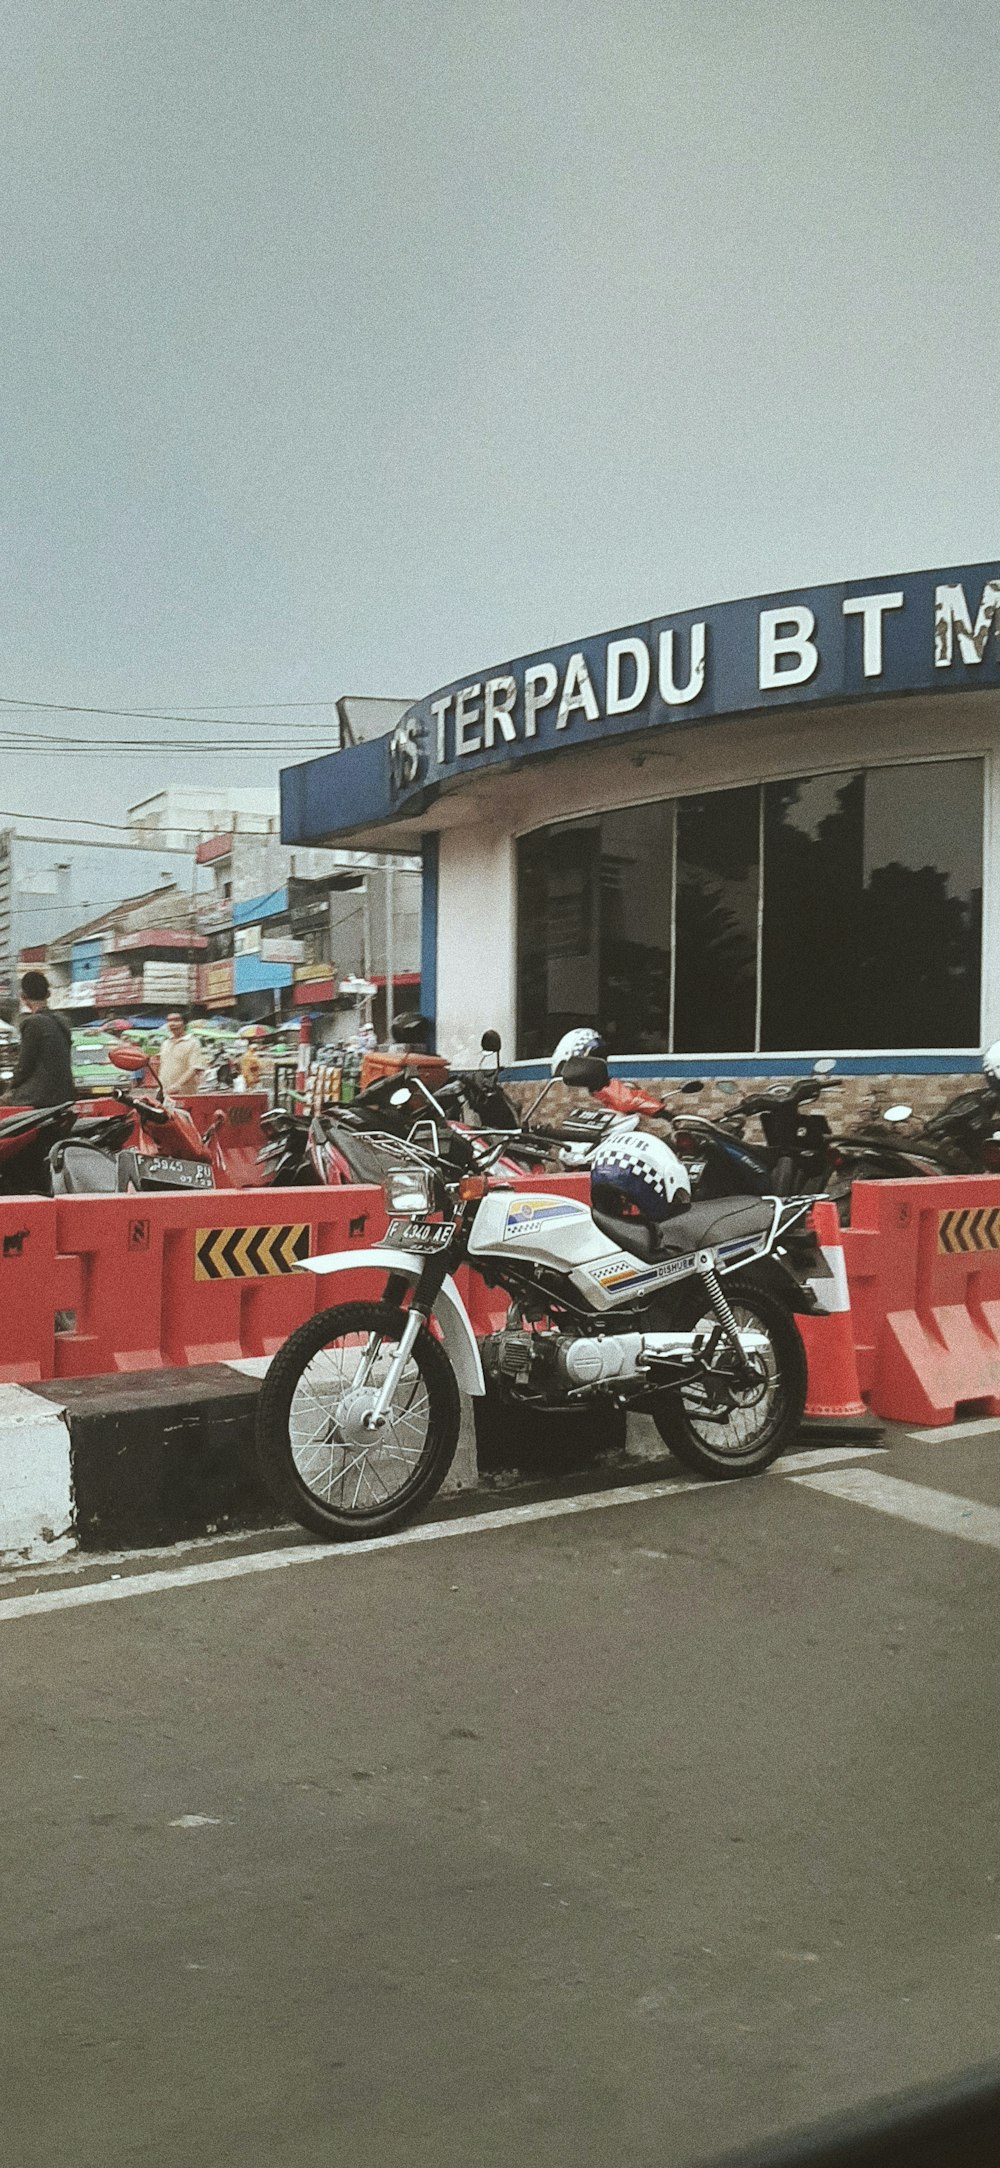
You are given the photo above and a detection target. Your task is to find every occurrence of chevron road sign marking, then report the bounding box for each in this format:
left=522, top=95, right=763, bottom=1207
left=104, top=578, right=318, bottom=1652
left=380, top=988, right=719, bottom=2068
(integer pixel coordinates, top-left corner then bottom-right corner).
left=937, top=1207, right=1000, bottom=1256
left=194, top=1223, right=311, bottom=1281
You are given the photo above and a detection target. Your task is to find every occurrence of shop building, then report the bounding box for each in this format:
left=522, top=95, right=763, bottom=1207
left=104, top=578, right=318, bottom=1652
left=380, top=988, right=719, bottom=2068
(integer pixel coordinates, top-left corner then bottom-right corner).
left=280, top=561, right=1000, bottom=1095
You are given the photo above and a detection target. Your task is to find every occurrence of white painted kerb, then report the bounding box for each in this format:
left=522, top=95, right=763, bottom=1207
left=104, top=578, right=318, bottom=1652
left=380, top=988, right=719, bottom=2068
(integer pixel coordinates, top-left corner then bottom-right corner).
left=0, top=1385, right=75, bottom=1566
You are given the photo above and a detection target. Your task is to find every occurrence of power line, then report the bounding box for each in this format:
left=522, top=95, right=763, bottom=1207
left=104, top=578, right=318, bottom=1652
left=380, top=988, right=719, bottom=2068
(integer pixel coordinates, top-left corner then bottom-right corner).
left=0, top=737, right=329, bottom=753
left=0, top=691, right=406, bottom=726
left=0, top=694, right=341, bottom=727
left=0, top=807, right=192, bottom=833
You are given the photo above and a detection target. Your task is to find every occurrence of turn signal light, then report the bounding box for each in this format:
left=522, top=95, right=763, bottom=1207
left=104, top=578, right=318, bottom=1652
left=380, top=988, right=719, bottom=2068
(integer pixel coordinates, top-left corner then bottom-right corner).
left=459, top=1174, right=488, bottom=1200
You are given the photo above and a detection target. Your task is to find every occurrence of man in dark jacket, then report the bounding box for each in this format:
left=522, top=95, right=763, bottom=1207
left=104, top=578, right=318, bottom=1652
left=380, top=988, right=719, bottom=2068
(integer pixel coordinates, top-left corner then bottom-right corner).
left=6, top=972, right=75, bottom=1106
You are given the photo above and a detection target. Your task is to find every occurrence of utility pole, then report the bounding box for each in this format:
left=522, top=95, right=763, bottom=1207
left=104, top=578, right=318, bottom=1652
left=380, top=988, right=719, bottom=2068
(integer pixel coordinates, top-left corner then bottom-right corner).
left=384, top=861, right=395, bottom=1043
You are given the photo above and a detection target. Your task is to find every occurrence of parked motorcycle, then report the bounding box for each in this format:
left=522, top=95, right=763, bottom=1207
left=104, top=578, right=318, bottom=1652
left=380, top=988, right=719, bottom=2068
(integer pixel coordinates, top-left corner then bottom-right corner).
left=668, top=1066, right=845, bottom=1199
left=50, top=1045, right=224, bottom=1193
left=255, top=1049, right=826, bottom=1540
left=0, top=1101, right=79, bottom=1195
left=832, top=1052, right=1000, bottom=1180
left=257, top=1032, right=547, bottom=1188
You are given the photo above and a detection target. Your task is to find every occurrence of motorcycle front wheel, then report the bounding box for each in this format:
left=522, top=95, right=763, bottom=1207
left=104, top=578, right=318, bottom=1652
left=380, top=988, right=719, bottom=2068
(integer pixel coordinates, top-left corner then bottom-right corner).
left=651, top=1276, right=806, bottom=1479
left=256, top=1301, right=461, bottom=1540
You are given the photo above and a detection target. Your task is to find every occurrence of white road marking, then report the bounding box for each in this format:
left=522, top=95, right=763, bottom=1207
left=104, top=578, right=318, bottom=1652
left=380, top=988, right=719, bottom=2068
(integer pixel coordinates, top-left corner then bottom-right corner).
left=907, top=1418, right=1000, bottom=1444
left=777, top=1445, right=881, bottom=1475
left=0, top=1444, right=882, bottom=1626
left=169, top=1815, right=223, bottom=1829
left=792, top=1468, right=1000, bottom=1550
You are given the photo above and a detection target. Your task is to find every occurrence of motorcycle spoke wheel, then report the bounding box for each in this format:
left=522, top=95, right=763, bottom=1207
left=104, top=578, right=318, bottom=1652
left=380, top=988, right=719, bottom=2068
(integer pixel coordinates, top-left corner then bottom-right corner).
left=652, top=1277, right=807, bottom=1478
left=256, top=1300, right=461, bottom=1540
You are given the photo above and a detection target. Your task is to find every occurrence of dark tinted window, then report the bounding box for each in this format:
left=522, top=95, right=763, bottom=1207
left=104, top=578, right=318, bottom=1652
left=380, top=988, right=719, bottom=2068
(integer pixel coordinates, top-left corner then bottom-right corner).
left=516, top=760, right=982, bottom=1056
left=858, top=762, right=981, bottom=1048
left=517, top=806, right=673, bottom=1058
left=674, top=788, right=758, bottom=1052
left=762, top=761, right=981, bottom=1049
left=761, top=772, right=864, bottom=1050
left=517, top=824, right=600, bottom=1059
left=596, top=804, right=673, bottom=1055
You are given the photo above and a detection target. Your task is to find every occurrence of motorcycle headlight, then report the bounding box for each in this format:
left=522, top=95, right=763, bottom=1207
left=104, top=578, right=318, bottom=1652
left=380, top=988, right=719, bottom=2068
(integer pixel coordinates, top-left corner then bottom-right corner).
left=383, top=1166, right=434, bottom=1216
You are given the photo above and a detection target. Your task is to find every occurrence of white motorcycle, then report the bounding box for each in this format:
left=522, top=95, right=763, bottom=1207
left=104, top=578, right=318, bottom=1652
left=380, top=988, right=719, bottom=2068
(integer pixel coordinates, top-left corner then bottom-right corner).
left=256, top=1053, right=829, bottom=1540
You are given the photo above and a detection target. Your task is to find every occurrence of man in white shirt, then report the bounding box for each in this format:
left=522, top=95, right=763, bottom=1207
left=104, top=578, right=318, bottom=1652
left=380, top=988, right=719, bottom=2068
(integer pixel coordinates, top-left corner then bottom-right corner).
left=158, top=1010, right=208, bottom=1097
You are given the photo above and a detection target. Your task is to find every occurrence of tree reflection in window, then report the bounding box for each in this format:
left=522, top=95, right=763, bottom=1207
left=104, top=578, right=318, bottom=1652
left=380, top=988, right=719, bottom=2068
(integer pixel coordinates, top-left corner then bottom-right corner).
left=674, top=788, right=758, bottom=1052
left=762, top=763, right=981, bottom=1049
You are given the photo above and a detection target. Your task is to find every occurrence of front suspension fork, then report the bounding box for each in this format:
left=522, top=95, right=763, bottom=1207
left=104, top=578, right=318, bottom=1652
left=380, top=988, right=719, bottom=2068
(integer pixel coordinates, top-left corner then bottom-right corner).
left=363, top=1306, right=426, bottom=1430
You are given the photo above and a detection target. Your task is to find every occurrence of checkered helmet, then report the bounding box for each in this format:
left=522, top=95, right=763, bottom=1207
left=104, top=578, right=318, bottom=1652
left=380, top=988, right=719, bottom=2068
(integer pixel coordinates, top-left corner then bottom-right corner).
left=984, top=1041, right=1000, bottom=1088
left=589, top=1127, right=691, bottom=1226
left=550, top=1027, right=606, bottom=1078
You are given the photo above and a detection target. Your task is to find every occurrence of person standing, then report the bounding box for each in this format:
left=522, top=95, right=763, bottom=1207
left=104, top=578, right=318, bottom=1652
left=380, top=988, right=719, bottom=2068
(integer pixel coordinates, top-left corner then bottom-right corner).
left=158, top=1010, right=208, bottom=1096
left=238, top=1043, right=263, bottom=1091
left=5, top=972, right=75, bottom=1106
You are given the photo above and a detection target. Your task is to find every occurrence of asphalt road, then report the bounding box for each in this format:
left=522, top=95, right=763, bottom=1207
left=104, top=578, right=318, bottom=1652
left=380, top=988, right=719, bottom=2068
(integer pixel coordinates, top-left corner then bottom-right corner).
left=4, top=1423, right=1000, bottom=2168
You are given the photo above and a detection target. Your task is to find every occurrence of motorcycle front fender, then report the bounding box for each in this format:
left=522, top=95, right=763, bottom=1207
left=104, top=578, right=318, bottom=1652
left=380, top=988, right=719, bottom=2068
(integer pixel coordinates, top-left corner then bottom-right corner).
left=297, top=1246, right=486, bottom=1397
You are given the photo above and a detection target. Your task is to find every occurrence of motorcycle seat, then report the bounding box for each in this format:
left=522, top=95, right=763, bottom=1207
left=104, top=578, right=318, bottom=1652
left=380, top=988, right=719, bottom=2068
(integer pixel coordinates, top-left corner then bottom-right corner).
left=0, top=1104, right=72, bottom=1138
left=591, top=1195, right=775, bottom=1264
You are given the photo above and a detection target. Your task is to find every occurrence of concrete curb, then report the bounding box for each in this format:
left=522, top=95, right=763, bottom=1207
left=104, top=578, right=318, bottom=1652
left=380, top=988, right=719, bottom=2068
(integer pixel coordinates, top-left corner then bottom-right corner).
left=0, top=1383, right=76, bottom=1567
left=0, top=1360, right=484, bottom=1565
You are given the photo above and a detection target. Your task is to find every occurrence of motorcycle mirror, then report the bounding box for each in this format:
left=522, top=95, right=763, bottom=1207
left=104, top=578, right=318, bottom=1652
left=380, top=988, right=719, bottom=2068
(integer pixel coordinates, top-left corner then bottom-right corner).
left=883, top=1103, right=914, bottom=1123
left=108, top=1045, right=148, bottom=1074
left=560, top=1054, right=610, bottom=1091
left=813, top=1057, right=837, bottom=1076
left=716, top=1078, right=740, bottom=1097
left=389, top=1087, right=411, bottom=1107
left=480, top=1029, right=502, bottom=1060
left=680, top=1079, right=703, bottom=1095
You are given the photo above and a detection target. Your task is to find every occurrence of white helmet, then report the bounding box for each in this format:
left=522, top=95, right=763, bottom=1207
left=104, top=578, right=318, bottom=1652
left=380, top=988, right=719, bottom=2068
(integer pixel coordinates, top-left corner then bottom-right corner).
left=550, top=1027, right=606, bottom=1078
left=984, top=1042, right=1000, bottom=1088
left=589, top=1128, right=691, bottom=1227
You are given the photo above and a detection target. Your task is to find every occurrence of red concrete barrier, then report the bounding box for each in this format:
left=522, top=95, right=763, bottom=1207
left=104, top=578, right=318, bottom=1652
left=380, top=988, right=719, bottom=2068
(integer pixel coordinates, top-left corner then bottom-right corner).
left=843, top=1176, right=1000, bottom=1425
left=0, top=1186, right=388, bottom=1384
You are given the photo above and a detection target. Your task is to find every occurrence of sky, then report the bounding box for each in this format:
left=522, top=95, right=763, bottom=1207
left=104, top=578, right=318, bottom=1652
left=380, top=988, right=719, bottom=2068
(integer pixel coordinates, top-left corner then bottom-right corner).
left=0, top=0, right=996, bottom=845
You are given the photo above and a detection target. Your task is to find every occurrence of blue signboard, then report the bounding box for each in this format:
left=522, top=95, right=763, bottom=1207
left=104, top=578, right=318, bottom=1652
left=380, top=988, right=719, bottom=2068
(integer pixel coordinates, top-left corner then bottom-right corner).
left=281, top=560, right=1000, bottom=843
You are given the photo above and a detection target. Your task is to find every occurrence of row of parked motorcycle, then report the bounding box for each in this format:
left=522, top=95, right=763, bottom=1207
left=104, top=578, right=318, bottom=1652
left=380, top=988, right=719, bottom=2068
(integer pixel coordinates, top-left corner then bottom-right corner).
left=1, top=1020, right=999, bottom=1206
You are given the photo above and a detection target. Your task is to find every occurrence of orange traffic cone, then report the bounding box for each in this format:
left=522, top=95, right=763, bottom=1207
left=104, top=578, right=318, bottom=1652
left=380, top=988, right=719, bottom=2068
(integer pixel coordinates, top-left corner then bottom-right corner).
left=799, top=1198, right=865, bottom=1417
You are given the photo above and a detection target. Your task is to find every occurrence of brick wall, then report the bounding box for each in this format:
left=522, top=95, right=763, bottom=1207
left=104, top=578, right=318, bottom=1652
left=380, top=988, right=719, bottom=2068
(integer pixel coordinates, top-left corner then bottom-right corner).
left=505, top=1071, right=973, bottom=1144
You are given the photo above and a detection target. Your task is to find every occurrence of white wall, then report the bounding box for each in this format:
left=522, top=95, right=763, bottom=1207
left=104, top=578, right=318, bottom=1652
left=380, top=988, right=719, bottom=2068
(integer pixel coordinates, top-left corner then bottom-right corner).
left=431, top=687, right=1000, bottom=1060
left=436, top=826, right=517, bottom=1063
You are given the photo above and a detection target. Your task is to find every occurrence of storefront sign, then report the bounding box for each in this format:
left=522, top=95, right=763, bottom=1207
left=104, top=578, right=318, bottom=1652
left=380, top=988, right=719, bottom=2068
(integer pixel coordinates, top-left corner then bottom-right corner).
left=280, top=560, right=1000, bottom=845
left=260, top=935, right=305, bottom=964
left=200, top=959, right=234, bottom=1002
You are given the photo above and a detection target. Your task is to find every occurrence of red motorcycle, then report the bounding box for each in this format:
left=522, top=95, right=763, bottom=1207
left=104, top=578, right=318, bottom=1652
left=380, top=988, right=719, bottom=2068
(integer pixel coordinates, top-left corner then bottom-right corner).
left=49, top=1045, right=227, bottom=1193
left=0, top=1101, right=79, bottom=1195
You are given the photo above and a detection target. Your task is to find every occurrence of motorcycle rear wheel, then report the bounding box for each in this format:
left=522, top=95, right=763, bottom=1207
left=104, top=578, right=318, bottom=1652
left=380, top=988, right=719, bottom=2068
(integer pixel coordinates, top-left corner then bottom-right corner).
left=257, top=1300, right=461, bottom=1540
left=651, top=1276, right=806, bottom=1479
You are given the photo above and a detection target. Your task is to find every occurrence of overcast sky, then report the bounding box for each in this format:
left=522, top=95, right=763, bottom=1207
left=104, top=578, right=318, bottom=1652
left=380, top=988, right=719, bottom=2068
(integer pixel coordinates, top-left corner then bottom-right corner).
left=0, top=0, right=996, bottom=839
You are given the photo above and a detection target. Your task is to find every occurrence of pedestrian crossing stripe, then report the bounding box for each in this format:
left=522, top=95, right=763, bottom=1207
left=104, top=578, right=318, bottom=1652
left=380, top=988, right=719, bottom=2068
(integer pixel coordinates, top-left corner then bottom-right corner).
left=194, top=1223, right=311, bottom=1280
left=938, top=1207, right=1000, bottom=1255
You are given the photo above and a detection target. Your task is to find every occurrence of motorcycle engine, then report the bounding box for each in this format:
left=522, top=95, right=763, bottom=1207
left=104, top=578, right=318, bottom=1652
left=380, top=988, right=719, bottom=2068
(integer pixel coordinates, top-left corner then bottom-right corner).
left=480, top=1326, right=641, bottom=1398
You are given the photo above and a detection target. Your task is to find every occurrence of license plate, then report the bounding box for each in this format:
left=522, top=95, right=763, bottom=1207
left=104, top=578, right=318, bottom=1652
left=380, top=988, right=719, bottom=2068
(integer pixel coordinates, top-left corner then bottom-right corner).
left=561, top=1110, right=613, bottom=1137
left=377, top=1218, right=457, bottom=1253
left=143, top=1157, right=214, bottom=1189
